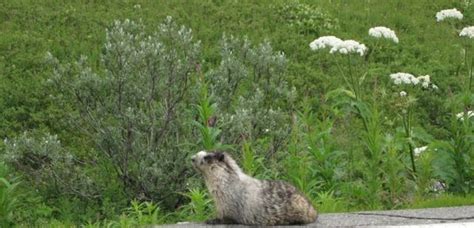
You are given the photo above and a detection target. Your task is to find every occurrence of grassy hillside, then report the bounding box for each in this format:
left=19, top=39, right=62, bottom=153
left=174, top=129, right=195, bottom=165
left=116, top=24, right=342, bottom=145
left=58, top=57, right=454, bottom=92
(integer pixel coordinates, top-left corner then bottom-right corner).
left=0, top=0, right=473, bottom=226
left=0, top=0, right=471, bottom=136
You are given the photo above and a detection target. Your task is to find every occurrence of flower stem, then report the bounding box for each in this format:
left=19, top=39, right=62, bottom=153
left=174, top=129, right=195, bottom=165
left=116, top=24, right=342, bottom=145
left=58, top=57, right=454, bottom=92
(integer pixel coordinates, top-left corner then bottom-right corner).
left=335, top=59, right=351, bottom=87
left=464, top=43, right=472, bottom=109
left=469, top=51, right=473, bottom=93
left=347, top=55, right=359, bottom=100
left=403, top=107, right=416, bottom=175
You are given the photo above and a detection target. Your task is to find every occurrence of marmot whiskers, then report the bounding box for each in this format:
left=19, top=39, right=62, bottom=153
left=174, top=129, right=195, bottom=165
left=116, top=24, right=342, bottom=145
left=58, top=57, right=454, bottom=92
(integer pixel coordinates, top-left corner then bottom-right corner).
left=191, top=151, right=318, bottom=225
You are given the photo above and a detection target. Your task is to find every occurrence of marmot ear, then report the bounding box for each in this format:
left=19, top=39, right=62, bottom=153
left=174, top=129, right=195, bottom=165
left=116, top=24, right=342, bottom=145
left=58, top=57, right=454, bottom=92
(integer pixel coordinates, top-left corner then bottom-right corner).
left=214, top=152, right=225, bottom=162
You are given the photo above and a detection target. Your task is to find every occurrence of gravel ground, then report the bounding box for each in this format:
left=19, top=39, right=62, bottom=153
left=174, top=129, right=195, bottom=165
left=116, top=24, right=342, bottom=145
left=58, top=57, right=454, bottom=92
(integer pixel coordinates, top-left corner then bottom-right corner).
left=156, top=206, right=474, bottom=227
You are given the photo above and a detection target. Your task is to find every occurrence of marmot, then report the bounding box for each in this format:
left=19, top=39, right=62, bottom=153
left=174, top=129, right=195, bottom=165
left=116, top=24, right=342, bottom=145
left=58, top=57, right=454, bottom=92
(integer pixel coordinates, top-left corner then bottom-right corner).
left=191, top=151, right=318, bottom=225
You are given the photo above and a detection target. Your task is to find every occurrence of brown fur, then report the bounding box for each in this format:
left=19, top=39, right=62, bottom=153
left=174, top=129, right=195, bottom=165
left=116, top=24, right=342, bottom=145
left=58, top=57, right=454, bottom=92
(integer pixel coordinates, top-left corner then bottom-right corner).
left=191, top=151, right=318, bottom=225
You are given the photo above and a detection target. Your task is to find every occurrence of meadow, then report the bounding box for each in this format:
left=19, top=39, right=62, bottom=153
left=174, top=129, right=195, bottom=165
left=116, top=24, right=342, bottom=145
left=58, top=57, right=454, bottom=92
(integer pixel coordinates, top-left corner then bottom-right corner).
left=0, top=0, right=473, bottom=226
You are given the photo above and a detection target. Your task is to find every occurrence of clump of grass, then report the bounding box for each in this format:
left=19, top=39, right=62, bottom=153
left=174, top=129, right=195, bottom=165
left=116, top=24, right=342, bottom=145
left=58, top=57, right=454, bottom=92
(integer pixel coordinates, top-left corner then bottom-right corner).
left=0, top=163, right=20, bottom=227
left=408, top=194, right=474, bottom=209
left=178, top=188, right=214, bottom=222
left=315, top=191, right=349, bottom=213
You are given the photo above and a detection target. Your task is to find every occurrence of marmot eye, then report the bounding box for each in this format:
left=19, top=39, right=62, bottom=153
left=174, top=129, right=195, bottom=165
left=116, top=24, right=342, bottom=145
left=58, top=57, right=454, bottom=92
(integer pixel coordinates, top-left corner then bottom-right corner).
left=204, top=155, right=212, bottom=162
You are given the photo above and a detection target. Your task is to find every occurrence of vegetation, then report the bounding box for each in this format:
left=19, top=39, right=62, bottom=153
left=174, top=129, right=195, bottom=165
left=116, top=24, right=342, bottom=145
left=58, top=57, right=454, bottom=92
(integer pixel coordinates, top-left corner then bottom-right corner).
left=0, top=0, right=473, bottom=226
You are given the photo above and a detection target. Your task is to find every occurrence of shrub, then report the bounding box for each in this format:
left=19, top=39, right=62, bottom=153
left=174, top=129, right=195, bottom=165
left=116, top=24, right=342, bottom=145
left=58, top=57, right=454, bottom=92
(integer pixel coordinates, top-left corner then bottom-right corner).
left=2, top=131, right=98, bottom=200
left=208, top=35, right=296, bottom=156
left=46, top=17, right=201, bottom=209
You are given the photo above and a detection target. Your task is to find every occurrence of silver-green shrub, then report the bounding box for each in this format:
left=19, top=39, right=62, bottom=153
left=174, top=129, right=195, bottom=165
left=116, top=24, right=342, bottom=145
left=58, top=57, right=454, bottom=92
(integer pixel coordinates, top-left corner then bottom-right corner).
left=46, top=17, right=200, bottom=208
left=208, top=35, right=296, bottom=153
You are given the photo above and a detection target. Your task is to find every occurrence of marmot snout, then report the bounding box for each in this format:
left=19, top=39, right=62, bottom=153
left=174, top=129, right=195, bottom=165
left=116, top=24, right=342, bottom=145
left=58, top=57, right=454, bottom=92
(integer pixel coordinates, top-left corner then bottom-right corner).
left=192, top=151, right=318, bottom=225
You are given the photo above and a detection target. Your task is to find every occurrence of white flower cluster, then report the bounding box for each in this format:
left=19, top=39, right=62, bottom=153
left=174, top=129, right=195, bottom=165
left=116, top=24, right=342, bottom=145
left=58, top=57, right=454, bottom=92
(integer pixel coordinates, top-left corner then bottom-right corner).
left=331, top=40, right=367, bottom=56
left=417, top=75, right=431, bottom=88
left=310, top=36, right=367, bottom=56
left=389, top=72, right=418, bottom=85
left=399, top=91, right=407, bottom=97
left=456, top=110, right=474, bottom=121
left=309, top=36, right=342, bottom=50
left=414, top=146, right=428, bottom=156
left=389, top=73, right=437, bottom=89
left=369, top=26, right=399, bottom=43
left=460, top=26, right=474, bottom=39
left=436, top=8, right=463, bottom=22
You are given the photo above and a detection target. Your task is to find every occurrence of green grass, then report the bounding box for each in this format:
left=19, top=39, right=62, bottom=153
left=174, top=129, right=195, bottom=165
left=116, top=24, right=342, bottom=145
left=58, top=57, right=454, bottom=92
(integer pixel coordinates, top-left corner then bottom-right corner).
left=0, top=0, right=471, bottom=138
left=409, top=194, right=474, bottom=209
left=0, top=0, right=473, bottom=226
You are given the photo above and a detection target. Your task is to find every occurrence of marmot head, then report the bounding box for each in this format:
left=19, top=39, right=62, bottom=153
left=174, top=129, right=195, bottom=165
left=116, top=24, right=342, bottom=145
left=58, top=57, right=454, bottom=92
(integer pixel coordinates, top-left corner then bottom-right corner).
left=191, top=151, right=225, bottom=173
left=191, top=151, right=242, bottom=176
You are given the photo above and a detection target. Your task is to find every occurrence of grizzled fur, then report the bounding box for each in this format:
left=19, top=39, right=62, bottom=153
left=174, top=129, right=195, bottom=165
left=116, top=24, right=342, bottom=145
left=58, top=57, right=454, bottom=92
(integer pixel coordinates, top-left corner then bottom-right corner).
left=191, top=151, right=318, bottom=225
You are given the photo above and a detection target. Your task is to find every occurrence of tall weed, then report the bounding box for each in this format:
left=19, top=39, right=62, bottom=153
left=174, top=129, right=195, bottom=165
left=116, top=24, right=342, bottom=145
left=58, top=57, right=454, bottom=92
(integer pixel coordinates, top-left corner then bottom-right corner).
left=0, top=163, right=20, bottom=227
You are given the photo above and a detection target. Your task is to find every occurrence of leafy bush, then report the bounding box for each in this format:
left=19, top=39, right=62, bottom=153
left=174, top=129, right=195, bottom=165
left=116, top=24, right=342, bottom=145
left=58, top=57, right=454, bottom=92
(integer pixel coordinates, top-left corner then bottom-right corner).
left=431, top=118, right=474, bottom=193
left=46, top=17, right=200, bottom=209
left=192, top=82, right=229, bottom=151
left=2, top=131, right=98, bottom=200
left=282, top=106, right=345, bottom=196
left=208, top=35, right=296, bottom=156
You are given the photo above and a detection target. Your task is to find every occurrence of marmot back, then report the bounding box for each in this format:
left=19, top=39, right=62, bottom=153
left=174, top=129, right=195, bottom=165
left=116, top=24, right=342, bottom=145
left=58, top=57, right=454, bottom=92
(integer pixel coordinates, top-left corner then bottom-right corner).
left=191, top=151, right=318, bottom=225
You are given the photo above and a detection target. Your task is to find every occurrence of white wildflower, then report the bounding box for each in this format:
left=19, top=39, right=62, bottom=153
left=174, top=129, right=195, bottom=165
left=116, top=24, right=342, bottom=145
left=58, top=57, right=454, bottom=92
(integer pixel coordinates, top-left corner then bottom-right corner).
left=414, top=146, right=428, bottom=156
left=436, top=8, right=463, bottom=22
left=133, top=4, right=141, bottom=9
left=460, top=26, right=474, bottom=39
left=369, top=26, right=399, bottom=43
left=310, top=36, right=367, bottom=56
left=389, top=72, right=417, bottom=85
left=309, top=36, right=343, bottom=51
left=400, top=91, right=407, bottom=97
left=456, top=110, right=474, bottom=121
left=330, top=39, right=367, bottom=56
left=417, top=75, right=430, bottom=83
left=389, top=73, right=435, bottom=88
left=418, top=75, right=431, bottom=88
left=402, top=75, right=412, bottom=84
left=412, top=77, right=420, bottom=85
left=432, top=84, right=439, bottom=90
